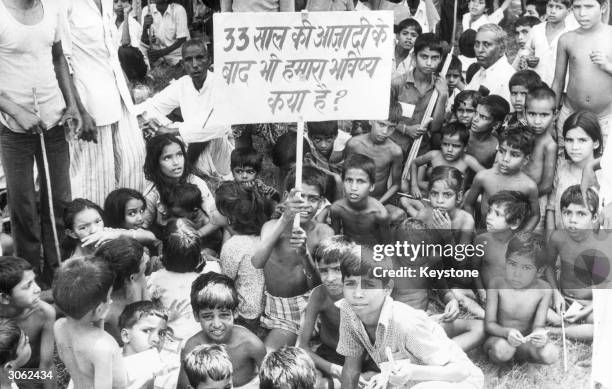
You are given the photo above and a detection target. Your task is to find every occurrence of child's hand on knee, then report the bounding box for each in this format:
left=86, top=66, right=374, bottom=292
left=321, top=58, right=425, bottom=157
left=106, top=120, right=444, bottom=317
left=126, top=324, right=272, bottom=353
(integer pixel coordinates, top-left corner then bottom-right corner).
left=507, top=329, right=526, bottom=347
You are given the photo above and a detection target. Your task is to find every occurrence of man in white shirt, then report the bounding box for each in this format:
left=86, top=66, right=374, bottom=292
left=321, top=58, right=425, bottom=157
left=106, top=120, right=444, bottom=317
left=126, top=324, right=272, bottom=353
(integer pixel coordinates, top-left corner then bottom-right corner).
left=465, top=23, right=515, bottom=104
left=136, top=39, right=233, bottom=179
left=141, top=0, right=190, bottom=66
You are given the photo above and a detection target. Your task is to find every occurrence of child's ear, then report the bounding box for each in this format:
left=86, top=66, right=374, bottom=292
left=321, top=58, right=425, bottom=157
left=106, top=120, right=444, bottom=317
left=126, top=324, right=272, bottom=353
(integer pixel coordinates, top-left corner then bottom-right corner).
left=120, top=328, right=131, bottom=345
left=65, top=229, right=77, bottom=239
left=536, top=267, right=545, bottom=277
left=3, top=361, right=13, bottom=371
left=384, top=279, right=394, bottom=293
left=0, top=293, right=11, bottom=305
left=456, top=191, right=463, bottom=203
left=369, top=184, right=375, bottom=193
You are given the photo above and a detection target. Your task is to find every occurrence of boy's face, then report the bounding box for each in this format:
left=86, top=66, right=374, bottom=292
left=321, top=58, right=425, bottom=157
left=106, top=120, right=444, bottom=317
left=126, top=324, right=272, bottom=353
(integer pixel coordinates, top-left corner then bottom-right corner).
left=440, top=133, right=466, bottom=162
left=343, top=168, right=374, bottom=203
left=471, top=105, right=495, bottom=134
left=369, top=120, right=396, bottom=144
left=318, top=261, right=343, bottom=297
left=561, top=203, right=597, bottom=233
left=486, top=203, right=513, bottom=231
left=515, top=26, right=533, bottom=49
left=510, top=85, right=529, bottom=114
left=170, top=206, right=207, bottom=228
left=232, top=166, right=257, bottom=185
left=351, top=121, right=369, bottom=136
left=525, top=98, right=556, bottom=135
left=497, top=141, right=528, bottom=174
left=505, top=253, right=540, bottom=289
left=343, top=275, right=390, bottom=321
left=573, top=0, right=604, bottom=29
left=415, top=47, right=442, bottom=75
left=124, top=198, right=145, bottom=230
left=69, top=208, right=104, bottom=241
left=122, top=314, right=167, bottom=354
left=524, top=4, right=540, bottom=17
left=113, top=0, right=130, bottom=15
left=196, top=377, right=232, bottom=389
left=446, top=69, right=462, bottom=90
left=311, top=134, right=337, bottom=158
left=297, top=183, right=323, bottom=222
left=429, top=180, right=459, bottom=212
left=396, top=27, right=419, bottom=51
left=564, top=127, right=599, bottom=164
left=546, top=0, right=569, bottom=23
left=8, top=270, right=41, bottom=309
left=474, top=30, right=503, bottom=69
left=469, top=0, right=487, bottom=16
left=456, top=100, right=476, bottom=127
left=196, top=308, right=235, bottom=344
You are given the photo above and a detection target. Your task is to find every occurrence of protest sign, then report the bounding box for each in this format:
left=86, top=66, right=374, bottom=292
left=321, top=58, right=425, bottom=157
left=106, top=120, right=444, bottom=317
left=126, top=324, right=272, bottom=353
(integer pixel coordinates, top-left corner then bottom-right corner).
left=213, top=11, right=394, bottom=124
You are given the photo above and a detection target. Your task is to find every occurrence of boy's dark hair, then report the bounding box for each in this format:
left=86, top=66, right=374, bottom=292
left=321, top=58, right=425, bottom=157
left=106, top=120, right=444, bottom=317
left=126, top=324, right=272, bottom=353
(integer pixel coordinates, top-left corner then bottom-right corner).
left=515, top=15, right=541, bottom=29
left=260, top=346, right=317, bottom=389
left=307, top=121, right=338, bottom=139
left=547, top=0, right=571, bottom=9
left=453, top=90, right=481, bottom=113
left=271, top=131, right=311, bottom=169
left=342, top=154, right=376, bottom=184
left=441, top=122, right=470, bottom=145
left=118, top=46, right=148, bottom=84
left=480, top=95, right=511, bottom=123
left=162, top=218, right=202, bottom=273
left=413, top=33, right=443, bottom=56
left=506, top=231, right=546, bottom=268
left=559, top=185, right=599, bottom=216
left=184, top=344, right=233, bottom=388
left=448, top=55, right=462, bottom=74
left=118, top=301, right=168, bottom=332
left=395, top=17, right=422, bottom=35
left=458, top=28, right=477, bottom=58
left=0, top=319, right=22, bottom=364
left=163, top=183, right=202, bottom=212
left=340, top=245, right=394, bottom=287
left=230, top=147, right=263, bottom=172
left=104, top=188, right=147, bottom=228
left=526, top=85, right=557, bottom=110
left=488, top=191, right=531, bottom=229
left=498, top=125, right=535, bottom=156
left=351, top=120, right=371, bottom=135
left=313, top=235, right=357, bottom=265
left=284, top=165, right=327, bottom=195
left=190, top=272, right=239, bottom=315
left=95, top=237, right=144, bottom=292
left=0, top=257, right=32, bottom=295
left=392, top=218, right=443, bottom=261
left=215, top=181, right=273, bottom=236
left=526, top=0, right=547, bottom=15
left=53, top=257, right=115, bottom=320
left=509, top=70, right=543, bottom=91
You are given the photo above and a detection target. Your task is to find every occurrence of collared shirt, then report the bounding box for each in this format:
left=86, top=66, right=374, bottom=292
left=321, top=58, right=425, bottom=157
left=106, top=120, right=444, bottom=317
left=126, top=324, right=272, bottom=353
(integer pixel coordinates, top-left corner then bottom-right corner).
left=61, top=0, right=134, bottom=126
left=111, top=13, right=142, bottom=49
left=140, top=3, right=189, bottom=65
left=135, top=72, right=230, bottom=144
left=0, top=0, right=66, bottom=132
left=336, top=296, right=478, bottom=369
left=462, top=9, right=504, bottom=32
left=392, top=48, right=415, bottom=79
left=381, top=0, right=438, bottom=33
left=465, top=55, right=514, bottom=105
left=220, top=0, right=295, bottom=12
left=528, top=17, right=578, bottom=86
left=306, top=0, right=354, bottom=11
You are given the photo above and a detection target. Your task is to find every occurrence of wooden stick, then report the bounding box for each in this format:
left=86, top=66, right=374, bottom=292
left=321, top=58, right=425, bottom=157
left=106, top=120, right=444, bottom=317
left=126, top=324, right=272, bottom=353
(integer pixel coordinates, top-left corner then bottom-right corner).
left=33, top=88, right=62, bottom=265
left=294, top=119, right=305, bottom=229
left=451, top=0, right=458, bottom=47
left=561, top=311, right=568, bottom=372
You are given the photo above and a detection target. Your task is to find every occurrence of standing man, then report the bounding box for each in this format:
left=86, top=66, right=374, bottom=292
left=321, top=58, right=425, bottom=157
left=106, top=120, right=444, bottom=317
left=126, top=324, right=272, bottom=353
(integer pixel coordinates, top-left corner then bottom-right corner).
left=0, top=0, right=81, bottom=283
left=62, top=0, right=146, bottom=206
left=141, top=0, right=190, bottom=66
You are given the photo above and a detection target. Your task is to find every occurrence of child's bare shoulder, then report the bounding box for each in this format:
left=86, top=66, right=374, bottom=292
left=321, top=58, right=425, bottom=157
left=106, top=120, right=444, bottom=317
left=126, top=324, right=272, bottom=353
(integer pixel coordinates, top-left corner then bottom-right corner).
left=36, top=301, right=56, bottom=321
left=388, top=140, right=403, bottom=156
left=234, top=325, right=264, bottom=348
left=489, top=276, right=507, bottom=289
left=455, top=209, right=475, bottom=227
left=182, top=331, right=207, bottom=355
left=548, top=229, right=566, bottom=246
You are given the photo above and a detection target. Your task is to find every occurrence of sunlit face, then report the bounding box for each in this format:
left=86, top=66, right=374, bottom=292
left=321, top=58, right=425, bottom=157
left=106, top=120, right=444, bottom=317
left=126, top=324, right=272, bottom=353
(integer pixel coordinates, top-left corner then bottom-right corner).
left=196, top=378, right=232, bottom=389
left=69, top=208, right=104, bottom=240
left=525, top=98, right=556, bottom=135
left=446, top=69, right=462, bottom=90
left=122, top=314, right=168, bottom=355
left=9, top=270, right=41, bottom=309
left=429, top=180, right=459, bottom=212
left=124, top=198, right=145, bottom=230
left=514, top=26, right=532, bottom=49
left=505, top=253, right=540, bottom=289
left=196, top=308, right=235, bottom=344
left=159, top=143, right=185, bottom=179
left=232, top=166, right=257, bottom=185
left=183, top=44, right=209, bottom=89
left=510, top=85, right=529, bottom=114
left=486, top=203, right=513, bottom=231
left=456, top=100, right=477, bottom=127
left=293, top=183, right=323, bottom=222
left=369, top=120, right=396, bottom=144
left=318, top=261, right=343, bottom=297
left=440, top=133, right=466, bottom=162
left=311, top=134, right=336, bottom=158
left=343, top=168, right=374, bottom=204
left=396, top=27, right=419, bottom=51
left=343, top=275, right=389, bottom=321
left=561, top=203, right=597, bottom=234
left=474, top=30, right=504, bottom=69
left=469, top=0, right=488, bottom=17
left=496, top=141, right=528, bottom=175
left=471, top=105, right=495, bottom=133
left=546, top=0, right=569, bottom=23
left=564, top=127, right=599, bottom=164
left=572, top=0, right=605, bottom=29
left=415, top=47, right=442, bottom=75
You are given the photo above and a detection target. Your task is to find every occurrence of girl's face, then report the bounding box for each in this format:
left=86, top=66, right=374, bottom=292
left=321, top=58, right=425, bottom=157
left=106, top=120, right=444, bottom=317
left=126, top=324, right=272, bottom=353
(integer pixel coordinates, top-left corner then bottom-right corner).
left=159, top=143, right=185, bottom=179
left=124, top=198, right=146, bottom=229
left=69, top=208, right=104, bottom=240
left=469, top=0, right=487, bottom=17
left=456, top=100, right=476, bottom=127
left=564, top=127, right=598, bottom=164
left=429, top=180, right=459, bottom=212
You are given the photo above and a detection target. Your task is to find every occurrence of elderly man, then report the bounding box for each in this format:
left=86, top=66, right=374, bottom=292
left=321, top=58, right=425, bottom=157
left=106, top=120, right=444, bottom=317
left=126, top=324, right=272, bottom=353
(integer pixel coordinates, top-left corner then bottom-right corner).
left=465, top=24, right=515, bottom=105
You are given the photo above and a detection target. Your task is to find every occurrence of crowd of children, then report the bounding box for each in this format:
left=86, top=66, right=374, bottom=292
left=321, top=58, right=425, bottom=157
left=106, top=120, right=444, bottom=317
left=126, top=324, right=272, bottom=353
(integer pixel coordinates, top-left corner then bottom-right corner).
left=1, top=0, right=612, bottom=388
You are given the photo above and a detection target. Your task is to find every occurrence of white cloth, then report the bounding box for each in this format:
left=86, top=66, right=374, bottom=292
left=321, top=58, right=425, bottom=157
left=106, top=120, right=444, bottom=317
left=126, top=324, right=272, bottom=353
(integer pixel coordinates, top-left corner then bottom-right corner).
left=333, top=129, right=351, bottom=152
left=140, top=3, right=189, bottom=65
left=112, top=13, right=142, bottom=49
left=392, top=49, right=415, bottom=79
left=465, top=55, right=514, bottom=104
left=0, top=0, right=66, bottom=132
left=462, top=8, right=504, bottom=32
left=528, top=18, right=578, bottom=86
